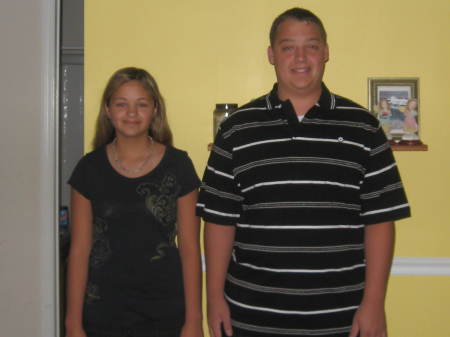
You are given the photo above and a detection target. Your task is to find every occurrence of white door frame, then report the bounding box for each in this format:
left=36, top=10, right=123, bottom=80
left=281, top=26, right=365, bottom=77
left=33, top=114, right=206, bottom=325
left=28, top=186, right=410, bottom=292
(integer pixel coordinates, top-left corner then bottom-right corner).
left=42, top=0, right=60, bottom=335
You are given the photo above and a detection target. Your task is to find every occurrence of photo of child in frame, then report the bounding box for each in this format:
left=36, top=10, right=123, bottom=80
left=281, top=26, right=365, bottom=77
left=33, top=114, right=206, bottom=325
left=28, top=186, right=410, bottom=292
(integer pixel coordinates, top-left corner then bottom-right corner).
left=401, top=98, right=419, bottom=140
left=372, top=85, right=420, bottom=144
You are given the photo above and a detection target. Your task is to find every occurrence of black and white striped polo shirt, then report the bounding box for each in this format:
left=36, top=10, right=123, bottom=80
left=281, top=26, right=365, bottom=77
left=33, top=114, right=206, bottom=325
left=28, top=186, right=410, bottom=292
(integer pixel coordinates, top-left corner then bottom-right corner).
left=197, top=83, right=410, bottom=337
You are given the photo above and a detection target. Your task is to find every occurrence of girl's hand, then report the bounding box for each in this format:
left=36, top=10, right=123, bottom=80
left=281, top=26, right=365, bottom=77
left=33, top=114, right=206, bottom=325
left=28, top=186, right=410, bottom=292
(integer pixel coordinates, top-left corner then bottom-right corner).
left=180, top=320, right=204, bottom=337
left=65, top=326, right=87, bottom=337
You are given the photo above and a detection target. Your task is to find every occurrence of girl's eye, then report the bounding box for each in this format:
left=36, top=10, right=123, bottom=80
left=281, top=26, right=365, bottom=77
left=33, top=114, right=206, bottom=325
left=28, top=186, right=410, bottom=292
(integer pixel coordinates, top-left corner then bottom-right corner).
left=115, top=103, right=126, bottom=108
left=138, top=103, right=149, bottom=108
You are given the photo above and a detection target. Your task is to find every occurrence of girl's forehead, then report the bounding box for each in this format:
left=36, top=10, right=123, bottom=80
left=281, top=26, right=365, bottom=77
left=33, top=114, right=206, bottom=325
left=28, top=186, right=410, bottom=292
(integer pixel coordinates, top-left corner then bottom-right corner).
left=113, top=81, right=152, bottom=98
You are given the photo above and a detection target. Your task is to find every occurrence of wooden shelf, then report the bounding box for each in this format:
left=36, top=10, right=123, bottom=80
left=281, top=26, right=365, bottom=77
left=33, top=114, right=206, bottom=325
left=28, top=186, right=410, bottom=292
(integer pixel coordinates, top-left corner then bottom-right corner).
left=390, top=142, right=428, bottom=151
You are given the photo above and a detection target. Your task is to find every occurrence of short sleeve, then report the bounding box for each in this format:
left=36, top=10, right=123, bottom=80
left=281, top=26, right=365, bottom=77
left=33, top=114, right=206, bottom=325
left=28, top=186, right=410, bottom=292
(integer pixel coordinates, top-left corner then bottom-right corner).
left=177, top=151, right=201, bottom=197
left=68, top=155, right=93, bottom=200
left=196, top=128, right=244, bottom=226
left=360, top=126, right=411, bottom=224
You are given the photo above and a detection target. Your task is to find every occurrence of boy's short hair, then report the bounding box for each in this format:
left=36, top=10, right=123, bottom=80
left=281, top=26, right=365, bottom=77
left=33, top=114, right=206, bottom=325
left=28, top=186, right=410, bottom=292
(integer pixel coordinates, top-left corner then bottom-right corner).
left=270, top=8, right=327, bottom=45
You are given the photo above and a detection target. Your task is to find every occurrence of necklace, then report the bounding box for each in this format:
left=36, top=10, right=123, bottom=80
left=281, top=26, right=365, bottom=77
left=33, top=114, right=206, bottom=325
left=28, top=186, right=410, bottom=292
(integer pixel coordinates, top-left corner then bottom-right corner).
left=112, top=136, right=154, bottom=174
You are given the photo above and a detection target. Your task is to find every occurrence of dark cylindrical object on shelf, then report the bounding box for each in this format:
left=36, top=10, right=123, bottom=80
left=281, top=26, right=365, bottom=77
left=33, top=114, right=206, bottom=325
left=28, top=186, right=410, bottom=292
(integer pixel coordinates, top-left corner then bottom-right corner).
left=213, top=103, right=238, bottom=138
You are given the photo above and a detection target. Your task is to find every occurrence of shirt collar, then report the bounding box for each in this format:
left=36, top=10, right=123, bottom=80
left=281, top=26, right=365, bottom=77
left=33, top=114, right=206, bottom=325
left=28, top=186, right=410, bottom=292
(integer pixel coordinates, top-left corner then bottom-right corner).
left=266, top=82, right=336, bottom=113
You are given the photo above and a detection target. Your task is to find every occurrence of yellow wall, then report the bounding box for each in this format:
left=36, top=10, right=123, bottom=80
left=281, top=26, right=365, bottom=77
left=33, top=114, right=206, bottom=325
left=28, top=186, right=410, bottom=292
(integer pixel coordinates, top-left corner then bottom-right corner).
left=387, top=276, right=450, bottom=336
left=86, top=0, right=450, bottom=335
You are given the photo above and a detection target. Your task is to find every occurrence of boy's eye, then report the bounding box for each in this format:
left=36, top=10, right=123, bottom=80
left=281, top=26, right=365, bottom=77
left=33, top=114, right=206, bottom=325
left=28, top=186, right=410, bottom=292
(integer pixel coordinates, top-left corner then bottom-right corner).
left=307, top=44, right=319, bottom=50
left=281, top=45, right=294, bottom=51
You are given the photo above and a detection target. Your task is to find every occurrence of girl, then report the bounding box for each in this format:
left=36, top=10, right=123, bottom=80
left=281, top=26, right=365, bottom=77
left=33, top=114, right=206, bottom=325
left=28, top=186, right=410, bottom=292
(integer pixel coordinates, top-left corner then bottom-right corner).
left=377, top=98, right=392, bottom=138
left=402, top=98, right=419, bottom=135
left=65, top=67, right=203, bottom=337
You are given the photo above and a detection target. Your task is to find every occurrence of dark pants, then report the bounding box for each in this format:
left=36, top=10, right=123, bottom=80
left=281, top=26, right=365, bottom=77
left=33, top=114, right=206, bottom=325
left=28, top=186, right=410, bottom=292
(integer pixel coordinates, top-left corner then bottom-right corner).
left=86, top=321, right=182, bottom=337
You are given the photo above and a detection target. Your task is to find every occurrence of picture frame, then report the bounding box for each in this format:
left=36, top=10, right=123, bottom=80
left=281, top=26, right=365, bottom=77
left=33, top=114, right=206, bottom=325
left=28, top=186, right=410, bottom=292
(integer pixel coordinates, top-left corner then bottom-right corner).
left=368, top=77, right=427, bottom=150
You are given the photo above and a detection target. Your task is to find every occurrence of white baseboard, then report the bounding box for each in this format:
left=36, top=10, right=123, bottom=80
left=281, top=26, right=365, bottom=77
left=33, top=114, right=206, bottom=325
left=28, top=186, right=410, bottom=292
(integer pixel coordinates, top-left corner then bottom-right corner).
left=391, top=257, right=450, bottom=275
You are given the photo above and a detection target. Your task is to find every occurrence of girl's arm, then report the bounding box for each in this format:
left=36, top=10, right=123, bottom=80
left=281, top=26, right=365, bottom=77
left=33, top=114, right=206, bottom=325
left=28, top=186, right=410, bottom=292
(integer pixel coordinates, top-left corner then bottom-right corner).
left=65, top=188, right=93, bottom=337
left=177, top=190, right=204, bottom=337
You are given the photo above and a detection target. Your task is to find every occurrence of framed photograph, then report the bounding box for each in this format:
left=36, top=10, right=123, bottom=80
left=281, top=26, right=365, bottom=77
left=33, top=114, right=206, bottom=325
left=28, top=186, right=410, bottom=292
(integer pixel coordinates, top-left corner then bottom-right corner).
left=368, top=77, right=426, bottom=150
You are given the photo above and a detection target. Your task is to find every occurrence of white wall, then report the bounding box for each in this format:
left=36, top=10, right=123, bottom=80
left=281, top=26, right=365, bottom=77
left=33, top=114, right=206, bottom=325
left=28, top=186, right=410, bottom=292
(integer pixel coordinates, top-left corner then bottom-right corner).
left=0, top=0, right=58, bottom=336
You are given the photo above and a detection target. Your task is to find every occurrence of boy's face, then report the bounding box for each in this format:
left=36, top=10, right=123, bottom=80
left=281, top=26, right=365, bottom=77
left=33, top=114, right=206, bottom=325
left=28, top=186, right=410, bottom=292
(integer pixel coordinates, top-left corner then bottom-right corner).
left=268, top=19, right=329, bottom=100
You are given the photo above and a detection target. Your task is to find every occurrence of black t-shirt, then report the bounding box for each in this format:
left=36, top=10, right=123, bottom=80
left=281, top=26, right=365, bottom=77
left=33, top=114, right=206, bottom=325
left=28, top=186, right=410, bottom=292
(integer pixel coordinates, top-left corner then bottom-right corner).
left=68, top=145, right=200, bottom=329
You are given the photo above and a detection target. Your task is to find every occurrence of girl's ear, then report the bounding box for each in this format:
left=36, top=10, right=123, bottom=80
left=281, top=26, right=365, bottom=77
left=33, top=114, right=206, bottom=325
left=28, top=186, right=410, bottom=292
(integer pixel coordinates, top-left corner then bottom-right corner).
left=105, top=104, right=111, bottom=119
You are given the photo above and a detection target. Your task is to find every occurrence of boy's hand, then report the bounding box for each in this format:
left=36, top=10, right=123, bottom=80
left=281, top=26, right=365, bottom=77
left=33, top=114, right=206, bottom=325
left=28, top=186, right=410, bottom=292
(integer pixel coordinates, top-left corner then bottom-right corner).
left=349, top=301, right=387, bottom=337
left=207, top=296, right=233, bottom=337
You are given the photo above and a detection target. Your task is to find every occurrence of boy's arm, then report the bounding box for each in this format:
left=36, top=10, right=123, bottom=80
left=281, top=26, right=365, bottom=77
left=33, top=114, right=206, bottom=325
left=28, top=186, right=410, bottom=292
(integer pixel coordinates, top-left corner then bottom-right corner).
left=205, top=222, right=236, bottom=337
left=349, top=221, right=395, bottom=337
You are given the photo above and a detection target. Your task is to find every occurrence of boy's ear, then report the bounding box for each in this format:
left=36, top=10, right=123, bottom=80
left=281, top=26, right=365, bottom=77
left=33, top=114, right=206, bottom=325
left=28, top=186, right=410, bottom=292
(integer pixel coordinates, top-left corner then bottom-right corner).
left=268, top=46, right=275, bottom=65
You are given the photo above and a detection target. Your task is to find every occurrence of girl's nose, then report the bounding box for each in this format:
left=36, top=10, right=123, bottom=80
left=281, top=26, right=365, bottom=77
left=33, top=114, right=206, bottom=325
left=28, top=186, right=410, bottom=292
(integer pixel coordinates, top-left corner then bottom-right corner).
left=127, top=104, right=137, bottom=116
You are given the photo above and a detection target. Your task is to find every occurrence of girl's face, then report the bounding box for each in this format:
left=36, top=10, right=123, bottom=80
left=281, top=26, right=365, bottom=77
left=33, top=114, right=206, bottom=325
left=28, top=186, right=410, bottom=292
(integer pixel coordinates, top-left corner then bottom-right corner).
left=106, top=80, right=155, bottom=139
left=408, top=100, right=417, bottom=110
left=380, top=99, right=389, bottom=110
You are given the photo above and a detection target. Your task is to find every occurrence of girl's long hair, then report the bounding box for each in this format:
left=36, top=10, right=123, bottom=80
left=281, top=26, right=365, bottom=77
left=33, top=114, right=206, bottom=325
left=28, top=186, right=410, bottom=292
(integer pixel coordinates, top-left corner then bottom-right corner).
left=92, top=67, right=173, bottom=149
